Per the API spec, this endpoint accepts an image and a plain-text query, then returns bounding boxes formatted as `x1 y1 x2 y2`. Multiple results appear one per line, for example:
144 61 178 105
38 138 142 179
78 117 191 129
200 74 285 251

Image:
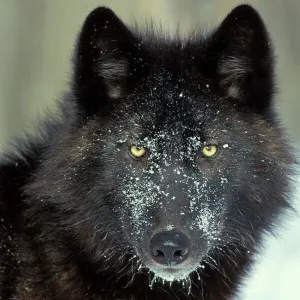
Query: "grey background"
0 0 299 148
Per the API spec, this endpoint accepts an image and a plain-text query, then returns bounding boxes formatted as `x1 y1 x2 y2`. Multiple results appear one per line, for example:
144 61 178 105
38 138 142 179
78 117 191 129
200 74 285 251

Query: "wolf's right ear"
202 5 275 114
72 7 146 114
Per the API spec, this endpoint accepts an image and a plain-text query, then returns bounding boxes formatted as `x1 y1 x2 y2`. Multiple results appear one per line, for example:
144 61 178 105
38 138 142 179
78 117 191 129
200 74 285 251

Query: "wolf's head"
27 5 293 288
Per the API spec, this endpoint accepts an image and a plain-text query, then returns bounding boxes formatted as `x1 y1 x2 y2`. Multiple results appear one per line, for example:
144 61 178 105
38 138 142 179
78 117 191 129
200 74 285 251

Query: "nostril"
153 249 165 258
179 246 189 257
173 249 182 258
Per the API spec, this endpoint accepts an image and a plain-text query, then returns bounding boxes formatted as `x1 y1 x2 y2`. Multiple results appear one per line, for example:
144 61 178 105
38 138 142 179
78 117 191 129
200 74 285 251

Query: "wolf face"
25 4 293 295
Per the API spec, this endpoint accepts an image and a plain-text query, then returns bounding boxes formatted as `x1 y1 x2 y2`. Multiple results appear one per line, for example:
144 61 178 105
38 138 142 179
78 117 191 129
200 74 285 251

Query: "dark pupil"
206 146 212 151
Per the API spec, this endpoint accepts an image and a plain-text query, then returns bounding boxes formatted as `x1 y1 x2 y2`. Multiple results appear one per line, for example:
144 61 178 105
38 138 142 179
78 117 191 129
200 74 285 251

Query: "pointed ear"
72 7 146 114
209 5 275 113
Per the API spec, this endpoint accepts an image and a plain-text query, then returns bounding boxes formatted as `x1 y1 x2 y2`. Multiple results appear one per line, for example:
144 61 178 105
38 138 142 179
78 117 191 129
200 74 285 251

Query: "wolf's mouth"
150 267 194 282
144 259 204 283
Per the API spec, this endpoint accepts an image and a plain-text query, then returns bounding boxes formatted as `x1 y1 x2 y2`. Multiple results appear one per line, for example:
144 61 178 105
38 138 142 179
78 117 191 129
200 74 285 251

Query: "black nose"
150 231 190 266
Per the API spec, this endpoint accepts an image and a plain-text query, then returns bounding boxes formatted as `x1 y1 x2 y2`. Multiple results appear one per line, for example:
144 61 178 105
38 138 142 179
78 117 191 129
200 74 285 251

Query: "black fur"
0 5 295 300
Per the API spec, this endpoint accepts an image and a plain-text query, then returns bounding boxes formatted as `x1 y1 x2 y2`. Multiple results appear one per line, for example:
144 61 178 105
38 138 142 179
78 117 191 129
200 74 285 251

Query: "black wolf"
0 4 295 300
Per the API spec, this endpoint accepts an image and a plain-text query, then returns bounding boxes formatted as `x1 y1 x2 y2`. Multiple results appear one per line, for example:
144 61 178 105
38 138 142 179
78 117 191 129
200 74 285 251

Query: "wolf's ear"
72 7 145 114
207 5 274 113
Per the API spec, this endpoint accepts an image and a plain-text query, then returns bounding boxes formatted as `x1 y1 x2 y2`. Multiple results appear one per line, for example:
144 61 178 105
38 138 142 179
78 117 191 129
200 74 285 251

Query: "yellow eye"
129 145 146 159
201 145 218 158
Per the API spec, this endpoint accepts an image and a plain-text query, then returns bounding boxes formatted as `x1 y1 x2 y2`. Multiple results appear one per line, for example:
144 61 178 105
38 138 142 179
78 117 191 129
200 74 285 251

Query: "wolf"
0 4 296 300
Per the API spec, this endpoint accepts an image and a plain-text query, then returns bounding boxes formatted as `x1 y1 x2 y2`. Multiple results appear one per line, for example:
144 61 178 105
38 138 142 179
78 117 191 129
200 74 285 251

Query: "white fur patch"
233 167 300 300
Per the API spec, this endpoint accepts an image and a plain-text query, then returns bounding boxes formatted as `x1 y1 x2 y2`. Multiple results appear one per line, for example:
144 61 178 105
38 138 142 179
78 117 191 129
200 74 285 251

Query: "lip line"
162 267 182 273
153 266 186 273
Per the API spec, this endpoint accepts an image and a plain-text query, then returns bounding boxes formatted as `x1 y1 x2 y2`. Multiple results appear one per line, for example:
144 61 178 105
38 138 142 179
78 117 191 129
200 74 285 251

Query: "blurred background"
0 0 299 147
0 1 299 299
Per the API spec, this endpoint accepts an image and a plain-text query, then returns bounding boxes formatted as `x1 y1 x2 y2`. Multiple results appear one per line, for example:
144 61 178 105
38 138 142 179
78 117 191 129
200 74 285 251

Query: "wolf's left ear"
207 5 274 113
72 7 146 114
